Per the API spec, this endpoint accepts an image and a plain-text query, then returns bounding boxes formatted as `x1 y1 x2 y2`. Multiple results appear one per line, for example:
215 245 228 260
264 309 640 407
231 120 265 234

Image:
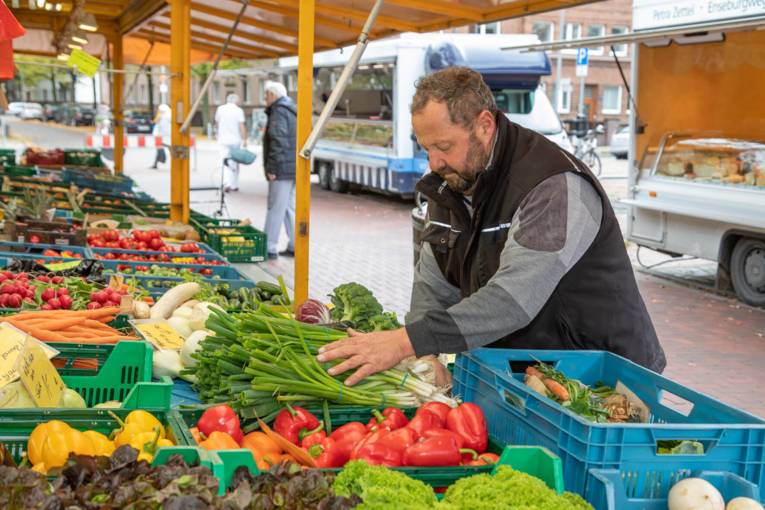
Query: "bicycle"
571 125 604 176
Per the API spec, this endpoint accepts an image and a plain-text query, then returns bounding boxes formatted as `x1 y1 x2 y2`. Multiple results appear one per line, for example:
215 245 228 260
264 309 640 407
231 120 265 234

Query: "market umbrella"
0 0 26 80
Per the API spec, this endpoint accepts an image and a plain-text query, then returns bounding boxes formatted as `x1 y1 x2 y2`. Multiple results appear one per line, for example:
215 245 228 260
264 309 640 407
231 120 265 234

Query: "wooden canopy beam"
190 2 337 48
280 0 417 32
118 0 168 35
159 12 297 53
382 0 484 21
148 20 280 58
134 30 263 60
242 0 362 35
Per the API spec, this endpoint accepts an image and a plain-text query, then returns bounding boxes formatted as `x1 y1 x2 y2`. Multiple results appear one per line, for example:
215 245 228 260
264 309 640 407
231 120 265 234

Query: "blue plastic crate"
91 241 220 258
113 272 256 293
93 248 227 267
0 240 93 258
452 349 765 497
586 469 762 510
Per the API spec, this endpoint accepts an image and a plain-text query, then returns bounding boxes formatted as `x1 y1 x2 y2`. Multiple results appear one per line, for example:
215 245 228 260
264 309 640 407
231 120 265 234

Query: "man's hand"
317 328 415 386
267 173 276 181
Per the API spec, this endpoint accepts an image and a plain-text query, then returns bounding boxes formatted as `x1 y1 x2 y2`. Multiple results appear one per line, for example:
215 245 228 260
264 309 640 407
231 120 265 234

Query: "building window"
602 85 622 114
532 21 554 43
558 78 572 114
587 24 605 55
610 26 628 57
562 23 581 54
212 82 221 104
475 22 501 34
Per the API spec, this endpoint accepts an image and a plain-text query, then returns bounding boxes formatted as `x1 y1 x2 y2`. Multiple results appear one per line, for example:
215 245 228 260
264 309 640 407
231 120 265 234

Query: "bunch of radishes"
0 272 36 309
87 288 127 309
39 286 74 310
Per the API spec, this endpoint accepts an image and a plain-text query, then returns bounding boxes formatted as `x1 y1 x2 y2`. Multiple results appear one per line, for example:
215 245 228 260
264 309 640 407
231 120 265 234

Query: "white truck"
278 33 571 198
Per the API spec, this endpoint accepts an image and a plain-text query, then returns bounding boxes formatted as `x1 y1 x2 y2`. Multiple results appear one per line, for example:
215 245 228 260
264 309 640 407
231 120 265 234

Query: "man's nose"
429 155 446 173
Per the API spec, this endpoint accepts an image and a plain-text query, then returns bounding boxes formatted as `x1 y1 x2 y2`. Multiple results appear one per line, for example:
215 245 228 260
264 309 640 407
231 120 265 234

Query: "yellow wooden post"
170 0 191 223
112 36 124 174
294 0 314 304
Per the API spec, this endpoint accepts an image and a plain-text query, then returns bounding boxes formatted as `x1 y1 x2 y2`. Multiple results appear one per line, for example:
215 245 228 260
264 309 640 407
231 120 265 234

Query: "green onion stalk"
182 305 457 419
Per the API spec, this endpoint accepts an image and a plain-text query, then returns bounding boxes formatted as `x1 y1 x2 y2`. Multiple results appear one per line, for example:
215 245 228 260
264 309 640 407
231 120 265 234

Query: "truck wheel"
329 167 348 193
731 237 765 307
318 163 331 190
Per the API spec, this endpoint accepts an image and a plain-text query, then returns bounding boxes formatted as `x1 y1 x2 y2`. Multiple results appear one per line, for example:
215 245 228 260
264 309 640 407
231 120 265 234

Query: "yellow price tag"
17 339 65 407
135 322 184 350
67 49 102 78
0 323 57 389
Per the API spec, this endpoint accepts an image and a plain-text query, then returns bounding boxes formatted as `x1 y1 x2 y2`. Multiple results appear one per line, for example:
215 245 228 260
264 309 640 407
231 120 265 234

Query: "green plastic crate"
0 149 16 167
64 149 104 168
1 165 36 177
51 340 171 410
0 408 187 465
194 222 267 263
174 406 564 494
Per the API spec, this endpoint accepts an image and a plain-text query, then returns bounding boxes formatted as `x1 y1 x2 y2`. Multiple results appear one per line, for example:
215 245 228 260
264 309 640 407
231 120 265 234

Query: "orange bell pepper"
199 431 239 451
189 427 203 445
241 431 281 458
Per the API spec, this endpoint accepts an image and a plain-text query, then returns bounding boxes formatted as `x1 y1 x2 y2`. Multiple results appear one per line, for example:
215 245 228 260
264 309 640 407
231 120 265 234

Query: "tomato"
29 235 41 244
149 238 164 251
118 238 132 250
136 241 148 250
104 230 120 243
42 249 59 257
148 230 161 239
200 268 213 276
158 254 170 262
91 240 105 248
104 253 116 260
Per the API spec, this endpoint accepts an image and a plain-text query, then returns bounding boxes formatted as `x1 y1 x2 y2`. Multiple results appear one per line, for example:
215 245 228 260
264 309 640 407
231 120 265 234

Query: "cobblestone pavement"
5 123 763 417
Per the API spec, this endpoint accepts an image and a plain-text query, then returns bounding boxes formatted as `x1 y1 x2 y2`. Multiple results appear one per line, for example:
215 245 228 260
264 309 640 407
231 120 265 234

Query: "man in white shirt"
215 93 247 192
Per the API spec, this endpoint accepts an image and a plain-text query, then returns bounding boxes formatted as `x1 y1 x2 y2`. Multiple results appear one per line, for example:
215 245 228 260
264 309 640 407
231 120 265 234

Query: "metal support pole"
299 0 384 159
578 76 585 118
294 0 315 305
113 36 125 175
170 0 191 223
179 0 249 134
553 10 565 111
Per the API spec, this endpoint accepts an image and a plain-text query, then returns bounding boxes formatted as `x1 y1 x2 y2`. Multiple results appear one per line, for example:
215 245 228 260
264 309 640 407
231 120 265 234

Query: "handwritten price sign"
17 339 65 407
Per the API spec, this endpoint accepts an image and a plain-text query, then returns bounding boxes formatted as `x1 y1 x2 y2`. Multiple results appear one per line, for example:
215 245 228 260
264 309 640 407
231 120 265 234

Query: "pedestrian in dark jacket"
263 81 297 260
316 67 666 386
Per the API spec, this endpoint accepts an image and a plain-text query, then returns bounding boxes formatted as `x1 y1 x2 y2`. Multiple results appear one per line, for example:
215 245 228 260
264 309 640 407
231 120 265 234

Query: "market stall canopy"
9 0 606 63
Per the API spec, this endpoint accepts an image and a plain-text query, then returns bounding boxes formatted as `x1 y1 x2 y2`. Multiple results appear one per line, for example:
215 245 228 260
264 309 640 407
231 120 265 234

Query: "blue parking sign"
576 48 589 66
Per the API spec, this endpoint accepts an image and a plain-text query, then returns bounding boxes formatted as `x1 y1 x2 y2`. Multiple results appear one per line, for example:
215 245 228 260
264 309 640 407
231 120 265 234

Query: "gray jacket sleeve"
405 172 603 356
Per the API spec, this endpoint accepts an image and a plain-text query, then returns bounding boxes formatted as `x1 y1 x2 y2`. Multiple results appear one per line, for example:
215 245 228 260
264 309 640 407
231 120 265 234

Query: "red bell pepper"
300 428 327 449
330 422 367 465
403 435 475 467
355 442 402 467
407 408 441 437
306 436 341 468
366 408 409 431
197 404 243 444
273 405 320 445
421 428 464 448
418 402 452 426
446 403 488 453
376 426 418 454
466 452 501 466
350 428 389 461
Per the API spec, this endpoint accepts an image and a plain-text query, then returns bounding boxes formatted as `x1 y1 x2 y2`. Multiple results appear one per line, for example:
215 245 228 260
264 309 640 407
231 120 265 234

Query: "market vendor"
317 67 666 385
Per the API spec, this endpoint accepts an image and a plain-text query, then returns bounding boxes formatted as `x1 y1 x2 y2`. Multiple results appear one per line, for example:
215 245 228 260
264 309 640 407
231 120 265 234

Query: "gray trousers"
264 179 296 254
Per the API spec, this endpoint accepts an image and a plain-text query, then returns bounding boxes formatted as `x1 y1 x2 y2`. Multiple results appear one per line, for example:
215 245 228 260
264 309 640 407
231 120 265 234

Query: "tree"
191 59 249 128
15 56 72 101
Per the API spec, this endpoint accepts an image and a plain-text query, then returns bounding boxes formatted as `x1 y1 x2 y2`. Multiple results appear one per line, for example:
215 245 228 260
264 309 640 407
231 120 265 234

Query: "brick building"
455 0 632 142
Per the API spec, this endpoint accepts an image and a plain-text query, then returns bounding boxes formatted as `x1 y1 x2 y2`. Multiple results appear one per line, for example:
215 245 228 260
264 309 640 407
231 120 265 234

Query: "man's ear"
475 110 495 142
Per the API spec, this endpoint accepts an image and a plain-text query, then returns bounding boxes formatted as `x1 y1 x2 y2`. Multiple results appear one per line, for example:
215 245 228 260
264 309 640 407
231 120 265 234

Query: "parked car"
44 104 60 121
6 102 26 116
19 103 44 121
125 110 153 134
610 125 630 159
56 104 95 126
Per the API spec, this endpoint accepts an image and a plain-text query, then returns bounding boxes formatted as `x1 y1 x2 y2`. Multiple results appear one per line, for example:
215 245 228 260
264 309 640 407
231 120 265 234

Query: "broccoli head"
368 312 401 332
329 282 383 330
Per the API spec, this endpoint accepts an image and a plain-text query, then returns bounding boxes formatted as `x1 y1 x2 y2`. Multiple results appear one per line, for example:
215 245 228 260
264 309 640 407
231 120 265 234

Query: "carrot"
542 379 570 401
32 317 86 331
526 366 545 379
96 316 116 323
82 320 119 332
22 327 69 343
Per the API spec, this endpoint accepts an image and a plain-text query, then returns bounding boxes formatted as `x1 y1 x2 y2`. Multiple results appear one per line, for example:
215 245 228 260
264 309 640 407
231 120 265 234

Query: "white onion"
668 478 725 510
727 497 764 510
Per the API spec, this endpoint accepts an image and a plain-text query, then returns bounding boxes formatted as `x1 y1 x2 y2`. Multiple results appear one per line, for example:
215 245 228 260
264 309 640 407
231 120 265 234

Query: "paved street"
5 118 765 417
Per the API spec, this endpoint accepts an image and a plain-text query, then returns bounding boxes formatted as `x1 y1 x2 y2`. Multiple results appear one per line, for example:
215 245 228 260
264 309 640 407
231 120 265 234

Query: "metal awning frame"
502 15 765 52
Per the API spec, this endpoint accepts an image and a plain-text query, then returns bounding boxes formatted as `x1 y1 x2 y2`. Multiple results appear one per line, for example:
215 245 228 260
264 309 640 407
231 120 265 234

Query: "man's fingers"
327 355 365 376
347 328 361 337
317 338 346 355
345 364 375 387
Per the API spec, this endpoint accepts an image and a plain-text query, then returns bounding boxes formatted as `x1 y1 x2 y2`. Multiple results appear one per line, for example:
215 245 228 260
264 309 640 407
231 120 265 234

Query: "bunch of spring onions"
183 305 457 423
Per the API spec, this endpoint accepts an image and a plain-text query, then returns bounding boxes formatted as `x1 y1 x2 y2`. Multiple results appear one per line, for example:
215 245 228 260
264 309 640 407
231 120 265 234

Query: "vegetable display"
88 229 203 253
184 306 456 420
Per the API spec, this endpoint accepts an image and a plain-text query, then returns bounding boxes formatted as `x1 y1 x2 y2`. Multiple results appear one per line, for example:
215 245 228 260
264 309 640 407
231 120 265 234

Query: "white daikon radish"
727 498 764 510
172 306 194 320
668 478 725 510
167 316 192 339
150 282 201 319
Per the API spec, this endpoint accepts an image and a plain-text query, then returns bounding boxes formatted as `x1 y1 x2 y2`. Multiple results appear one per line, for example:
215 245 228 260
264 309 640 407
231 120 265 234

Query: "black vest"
417 115 666 372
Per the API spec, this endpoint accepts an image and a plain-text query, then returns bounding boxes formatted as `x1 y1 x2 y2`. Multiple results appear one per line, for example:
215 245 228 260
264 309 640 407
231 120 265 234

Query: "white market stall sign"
633 0 765 30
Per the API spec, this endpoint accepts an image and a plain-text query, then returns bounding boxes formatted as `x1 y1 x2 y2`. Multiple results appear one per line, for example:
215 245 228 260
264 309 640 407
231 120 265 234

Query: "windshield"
496 86 563 135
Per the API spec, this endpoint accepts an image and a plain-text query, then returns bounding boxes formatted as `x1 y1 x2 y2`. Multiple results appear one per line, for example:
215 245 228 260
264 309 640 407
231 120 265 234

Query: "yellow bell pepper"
83 431 115 457
41 429 94 469
113 422 148 447
129 427 173 463
28 420 71 466
114 410 166 438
